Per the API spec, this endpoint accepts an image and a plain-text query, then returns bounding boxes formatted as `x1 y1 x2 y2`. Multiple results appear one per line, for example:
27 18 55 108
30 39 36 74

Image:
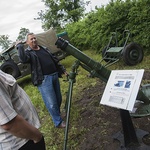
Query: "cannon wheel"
122 42 143 66
0 60 20 78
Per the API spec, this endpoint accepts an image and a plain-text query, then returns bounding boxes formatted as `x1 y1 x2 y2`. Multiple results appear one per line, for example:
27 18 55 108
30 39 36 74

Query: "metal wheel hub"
129 49 139 60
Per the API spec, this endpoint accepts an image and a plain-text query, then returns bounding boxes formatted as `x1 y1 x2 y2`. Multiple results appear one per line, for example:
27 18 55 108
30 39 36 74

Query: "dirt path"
74 70 150 150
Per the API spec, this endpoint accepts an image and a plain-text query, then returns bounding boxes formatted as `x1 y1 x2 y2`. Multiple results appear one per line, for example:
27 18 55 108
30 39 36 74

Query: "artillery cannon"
55 37 150 150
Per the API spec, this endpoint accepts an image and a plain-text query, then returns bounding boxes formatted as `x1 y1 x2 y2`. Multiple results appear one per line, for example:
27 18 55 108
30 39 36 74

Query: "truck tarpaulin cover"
35 28 61 53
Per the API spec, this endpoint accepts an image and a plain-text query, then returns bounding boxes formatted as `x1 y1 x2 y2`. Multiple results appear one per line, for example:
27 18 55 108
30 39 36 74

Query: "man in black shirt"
16 33 67 128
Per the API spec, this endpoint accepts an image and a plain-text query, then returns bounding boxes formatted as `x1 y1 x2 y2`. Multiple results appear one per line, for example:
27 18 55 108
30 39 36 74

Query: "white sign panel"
100 69 144 111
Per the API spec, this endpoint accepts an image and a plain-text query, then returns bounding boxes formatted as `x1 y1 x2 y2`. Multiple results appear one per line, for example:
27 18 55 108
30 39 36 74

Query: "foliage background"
63 0 150 52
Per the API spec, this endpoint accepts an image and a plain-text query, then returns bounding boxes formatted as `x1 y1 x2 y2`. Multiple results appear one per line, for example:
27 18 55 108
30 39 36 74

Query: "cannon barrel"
55 37 149 104
56 37 111 82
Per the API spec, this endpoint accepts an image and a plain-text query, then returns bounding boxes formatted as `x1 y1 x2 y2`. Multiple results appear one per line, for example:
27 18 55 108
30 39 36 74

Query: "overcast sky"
0 0 110 42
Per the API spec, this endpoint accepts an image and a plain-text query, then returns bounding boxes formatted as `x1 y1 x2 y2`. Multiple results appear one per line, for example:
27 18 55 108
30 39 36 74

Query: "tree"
37 0 90 30
16 27 30 41
0 35 12 50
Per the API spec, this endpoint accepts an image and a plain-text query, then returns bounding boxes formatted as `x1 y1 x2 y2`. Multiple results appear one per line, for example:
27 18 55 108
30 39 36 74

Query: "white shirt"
0 70 41 150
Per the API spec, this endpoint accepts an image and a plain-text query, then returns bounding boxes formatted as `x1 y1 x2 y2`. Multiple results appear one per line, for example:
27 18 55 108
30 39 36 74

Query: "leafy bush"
65 0 150 53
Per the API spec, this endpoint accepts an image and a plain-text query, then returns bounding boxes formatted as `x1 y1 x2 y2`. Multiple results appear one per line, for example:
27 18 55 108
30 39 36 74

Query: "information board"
100 69 144 111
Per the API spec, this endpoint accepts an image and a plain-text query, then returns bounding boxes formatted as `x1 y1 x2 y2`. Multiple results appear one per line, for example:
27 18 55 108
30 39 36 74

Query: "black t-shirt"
35 47 57 75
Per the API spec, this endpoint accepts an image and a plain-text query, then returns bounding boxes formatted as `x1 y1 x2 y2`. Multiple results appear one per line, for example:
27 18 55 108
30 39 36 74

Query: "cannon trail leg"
63 79 74 150
63 62 78 150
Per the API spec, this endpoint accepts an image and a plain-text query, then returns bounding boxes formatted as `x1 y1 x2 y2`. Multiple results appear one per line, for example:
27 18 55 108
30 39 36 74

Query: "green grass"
18 50 150 150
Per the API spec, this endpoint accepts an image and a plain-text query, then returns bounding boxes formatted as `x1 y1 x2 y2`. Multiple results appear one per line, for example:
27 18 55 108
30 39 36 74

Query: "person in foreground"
0 70 46 150
16 33 68 128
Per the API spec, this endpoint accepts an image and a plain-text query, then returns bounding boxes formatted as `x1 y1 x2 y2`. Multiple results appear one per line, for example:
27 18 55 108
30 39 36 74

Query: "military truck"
0 28 69 79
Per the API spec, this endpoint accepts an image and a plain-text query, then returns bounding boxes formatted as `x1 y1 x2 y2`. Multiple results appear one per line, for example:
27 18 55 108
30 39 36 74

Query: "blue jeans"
37 73 63 127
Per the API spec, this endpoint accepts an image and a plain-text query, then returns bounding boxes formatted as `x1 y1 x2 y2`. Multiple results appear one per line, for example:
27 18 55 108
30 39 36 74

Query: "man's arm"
16 43 30 63
1 115 43 143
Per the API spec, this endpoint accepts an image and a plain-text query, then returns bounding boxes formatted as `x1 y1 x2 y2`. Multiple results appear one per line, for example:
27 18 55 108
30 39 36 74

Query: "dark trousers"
19 136 46 150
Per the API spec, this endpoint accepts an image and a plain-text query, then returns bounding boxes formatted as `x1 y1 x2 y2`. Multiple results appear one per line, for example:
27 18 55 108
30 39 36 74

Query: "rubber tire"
122 42 144 66
0 60 21 78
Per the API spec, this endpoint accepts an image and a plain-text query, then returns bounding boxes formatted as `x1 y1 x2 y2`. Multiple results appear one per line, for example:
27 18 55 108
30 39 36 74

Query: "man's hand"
33 134 43 143
64 71 69 76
